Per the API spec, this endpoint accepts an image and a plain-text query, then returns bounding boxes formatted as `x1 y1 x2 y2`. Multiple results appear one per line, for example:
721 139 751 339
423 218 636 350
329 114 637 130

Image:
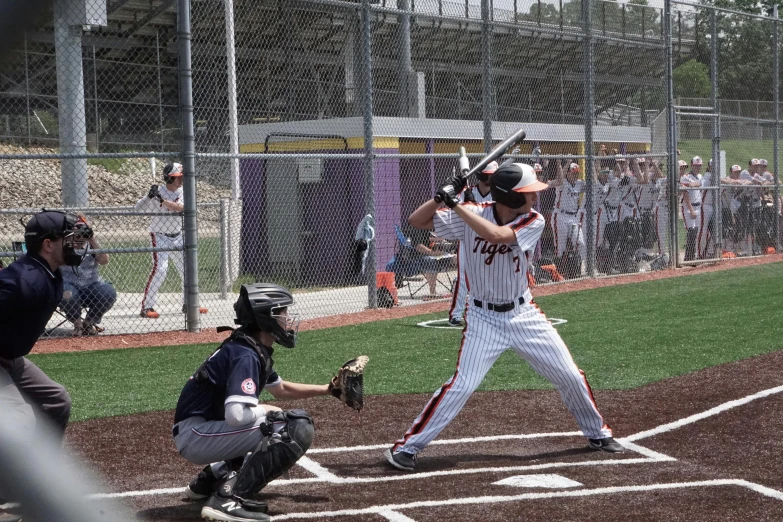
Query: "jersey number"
512 256 520 273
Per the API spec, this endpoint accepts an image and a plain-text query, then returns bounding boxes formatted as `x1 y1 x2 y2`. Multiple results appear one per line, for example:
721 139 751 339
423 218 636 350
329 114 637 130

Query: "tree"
673 59 712 98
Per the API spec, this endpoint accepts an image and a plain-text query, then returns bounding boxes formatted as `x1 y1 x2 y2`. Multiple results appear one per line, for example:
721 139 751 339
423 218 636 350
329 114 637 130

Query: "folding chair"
388 225 456 300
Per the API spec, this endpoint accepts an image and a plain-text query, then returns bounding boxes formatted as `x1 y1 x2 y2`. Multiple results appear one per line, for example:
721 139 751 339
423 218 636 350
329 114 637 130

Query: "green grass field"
96 237 224 293
29 263 783 423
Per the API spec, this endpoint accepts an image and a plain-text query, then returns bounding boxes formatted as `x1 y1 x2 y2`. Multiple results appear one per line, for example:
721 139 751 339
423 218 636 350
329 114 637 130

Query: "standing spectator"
617 157 642 222
59 215 116 336
739 159 766 255
635 157 660 251
680 157 703 261
721 164 747 255
537 159 557 258
135 162 208 318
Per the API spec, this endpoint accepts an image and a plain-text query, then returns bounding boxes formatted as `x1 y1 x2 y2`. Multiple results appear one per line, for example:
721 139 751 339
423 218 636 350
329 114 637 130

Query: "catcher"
172 282 366 522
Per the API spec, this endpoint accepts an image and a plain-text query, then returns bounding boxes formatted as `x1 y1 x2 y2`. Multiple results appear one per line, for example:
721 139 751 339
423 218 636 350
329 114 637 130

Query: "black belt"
172 424 179 437
560 210 578 216
604 204 618 210
622 202 635 207
159 232 181 238
691 203 701 207
473 296 525 313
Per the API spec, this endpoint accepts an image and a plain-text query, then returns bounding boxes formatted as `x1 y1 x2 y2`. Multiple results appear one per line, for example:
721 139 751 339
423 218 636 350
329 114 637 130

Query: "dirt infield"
65 348 783 521
35 254 783 354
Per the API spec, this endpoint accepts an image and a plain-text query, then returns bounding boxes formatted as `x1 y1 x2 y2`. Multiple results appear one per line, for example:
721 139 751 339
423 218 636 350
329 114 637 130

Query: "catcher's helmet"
234 283 299 348
490 163 549 209
163 162 183 183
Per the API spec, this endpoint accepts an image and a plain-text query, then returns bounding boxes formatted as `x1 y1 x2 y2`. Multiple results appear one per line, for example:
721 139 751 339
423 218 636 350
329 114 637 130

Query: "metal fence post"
178 0 201 331
665 0 679 267
481 0 493 153
361 0 377 308
224 0 241 200
710 9 722 256
219 198 230 299
583 0 595 277
774 5 781 251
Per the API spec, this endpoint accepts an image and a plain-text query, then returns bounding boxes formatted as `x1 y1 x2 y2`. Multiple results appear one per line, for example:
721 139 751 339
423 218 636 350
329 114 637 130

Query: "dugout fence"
0 0 780 337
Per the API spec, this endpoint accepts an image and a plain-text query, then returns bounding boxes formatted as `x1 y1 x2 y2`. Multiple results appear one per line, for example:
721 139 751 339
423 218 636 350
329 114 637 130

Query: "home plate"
493 474 583 488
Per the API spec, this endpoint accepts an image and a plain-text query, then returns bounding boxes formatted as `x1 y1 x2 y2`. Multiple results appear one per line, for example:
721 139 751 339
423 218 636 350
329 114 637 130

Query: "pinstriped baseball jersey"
457 185 493 204
555 180 585 213
433 203 544 303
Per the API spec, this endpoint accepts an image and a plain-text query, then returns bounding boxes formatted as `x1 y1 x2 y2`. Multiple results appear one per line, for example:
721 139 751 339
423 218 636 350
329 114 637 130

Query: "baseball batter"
449 161 496 327
385 163 623 472
134 162 207 318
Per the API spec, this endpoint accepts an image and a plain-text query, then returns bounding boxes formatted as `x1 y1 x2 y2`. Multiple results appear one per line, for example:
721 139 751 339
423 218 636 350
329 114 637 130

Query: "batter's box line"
267 479 783 521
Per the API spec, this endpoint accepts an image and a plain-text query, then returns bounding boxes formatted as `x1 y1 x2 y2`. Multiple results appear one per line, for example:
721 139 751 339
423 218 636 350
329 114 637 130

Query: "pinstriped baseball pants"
393 294 612 455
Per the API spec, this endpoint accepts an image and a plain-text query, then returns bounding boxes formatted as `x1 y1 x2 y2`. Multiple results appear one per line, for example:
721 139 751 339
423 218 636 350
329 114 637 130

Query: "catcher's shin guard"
223 409 314 500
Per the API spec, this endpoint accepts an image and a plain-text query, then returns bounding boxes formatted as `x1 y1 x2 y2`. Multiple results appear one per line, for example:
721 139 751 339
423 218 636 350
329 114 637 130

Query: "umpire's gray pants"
173 415 267 466
0 357 71 441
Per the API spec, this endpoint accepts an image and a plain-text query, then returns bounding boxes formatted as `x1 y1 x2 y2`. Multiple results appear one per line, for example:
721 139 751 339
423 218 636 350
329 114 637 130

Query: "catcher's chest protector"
228 409 315 498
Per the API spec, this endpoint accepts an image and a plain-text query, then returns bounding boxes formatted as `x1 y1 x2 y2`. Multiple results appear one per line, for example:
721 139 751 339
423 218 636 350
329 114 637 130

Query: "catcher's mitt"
328 356 368 411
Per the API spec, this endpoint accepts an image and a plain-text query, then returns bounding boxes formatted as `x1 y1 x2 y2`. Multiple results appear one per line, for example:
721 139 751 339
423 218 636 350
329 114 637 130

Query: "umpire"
0 210 83 441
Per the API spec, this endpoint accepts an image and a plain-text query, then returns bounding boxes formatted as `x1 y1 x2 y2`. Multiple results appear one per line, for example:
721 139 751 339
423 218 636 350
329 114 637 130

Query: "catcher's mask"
234 283 300 348
490 163 549 209
163 162 183 184
23 210 84 267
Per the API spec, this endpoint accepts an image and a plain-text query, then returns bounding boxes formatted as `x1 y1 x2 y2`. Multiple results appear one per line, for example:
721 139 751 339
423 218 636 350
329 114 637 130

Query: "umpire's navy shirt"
174 338 280 424
0 253 63 361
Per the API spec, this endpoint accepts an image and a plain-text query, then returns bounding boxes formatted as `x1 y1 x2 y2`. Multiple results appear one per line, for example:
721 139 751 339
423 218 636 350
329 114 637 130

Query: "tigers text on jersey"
135 185 184 234
433 203 544 303
555 180 585 213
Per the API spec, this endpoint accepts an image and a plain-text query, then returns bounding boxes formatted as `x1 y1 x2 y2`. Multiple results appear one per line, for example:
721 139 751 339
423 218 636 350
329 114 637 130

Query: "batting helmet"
477 160 499 183
163 162 183 184
234 283 299 348
490 163 549 209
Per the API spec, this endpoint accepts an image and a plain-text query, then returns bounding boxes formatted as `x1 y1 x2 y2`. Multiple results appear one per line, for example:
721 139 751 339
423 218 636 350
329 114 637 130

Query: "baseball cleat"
140 308 160 319
447 318 464 327
384 448 417 471
186 465 220 500
587 437 625 453
182 305 209 314
201 493 269 522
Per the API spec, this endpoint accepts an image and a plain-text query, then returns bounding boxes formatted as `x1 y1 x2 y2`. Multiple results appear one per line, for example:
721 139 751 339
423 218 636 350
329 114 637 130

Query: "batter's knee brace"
227 409 314 500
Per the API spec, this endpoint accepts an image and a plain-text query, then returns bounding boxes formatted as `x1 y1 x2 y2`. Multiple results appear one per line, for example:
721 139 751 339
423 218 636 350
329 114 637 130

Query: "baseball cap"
731 164 741 172
678 160 688 168
533 163 543 173
637 157 646 163
691 156 703 165
163 162 184 177
481 160 499 175
616 156 627 163
759 158 768 166
750 158 760 166
568 162 580 173
24 211 77 245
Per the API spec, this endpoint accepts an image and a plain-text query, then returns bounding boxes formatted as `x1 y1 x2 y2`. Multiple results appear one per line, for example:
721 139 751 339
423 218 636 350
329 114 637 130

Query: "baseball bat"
463 128 526 179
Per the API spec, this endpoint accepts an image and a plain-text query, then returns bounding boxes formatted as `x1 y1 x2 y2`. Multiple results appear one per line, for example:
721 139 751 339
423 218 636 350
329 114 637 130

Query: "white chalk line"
378 510 418 522
87 384 783 503
625 384 783 442
295 457 346 484
268 479 783 520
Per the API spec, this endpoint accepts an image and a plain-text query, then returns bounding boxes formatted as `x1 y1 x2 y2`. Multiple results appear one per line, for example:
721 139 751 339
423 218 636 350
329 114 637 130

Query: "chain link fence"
0 0 780 338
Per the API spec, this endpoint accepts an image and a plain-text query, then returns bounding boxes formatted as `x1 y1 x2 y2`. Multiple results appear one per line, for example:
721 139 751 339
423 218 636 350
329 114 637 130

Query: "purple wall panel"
373 149 401 272
239 159 266 273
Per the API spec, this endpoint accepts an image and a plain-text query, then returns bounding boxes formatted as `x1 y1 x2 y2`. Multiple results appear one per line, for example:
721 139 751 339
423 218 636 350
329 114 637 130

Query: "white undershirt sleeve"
224 402 266 427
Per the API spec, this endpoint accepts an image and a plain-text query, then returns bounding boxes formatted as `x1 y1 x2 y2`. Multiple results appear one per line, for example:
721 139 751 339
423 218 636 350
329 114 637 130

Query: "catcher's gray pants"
0 357 71 441
173 415 286 466
393 290 612 456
